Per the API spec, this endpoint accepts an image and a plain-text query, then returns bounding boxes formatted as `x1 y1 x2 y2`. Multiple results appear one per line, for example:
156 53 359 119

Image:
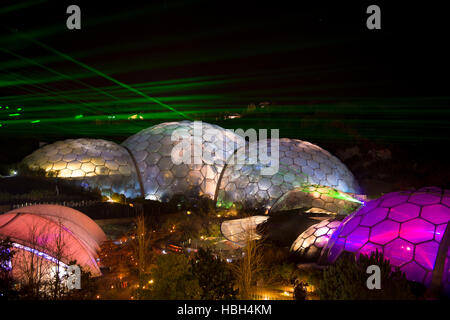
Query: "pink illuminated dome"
321 187 450 293
0 204 106 277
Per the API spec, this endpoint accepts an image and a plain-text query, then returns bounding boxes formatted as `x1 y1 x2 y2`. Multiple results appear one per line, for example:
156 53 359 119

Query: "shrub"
151 254 202 300
319 250 418 300
191 248 237 300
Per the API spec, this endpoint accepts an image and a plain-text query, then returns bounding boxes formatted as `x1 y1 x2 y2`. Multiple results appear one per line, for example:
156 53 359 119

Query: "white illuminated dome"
22 138 141 198
217 138 360 209
122 121 244 201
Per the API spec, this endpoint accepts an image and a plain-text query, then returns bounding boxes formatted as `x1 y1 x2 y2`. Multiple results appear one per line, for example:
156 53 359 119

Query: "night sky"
0 1 449 178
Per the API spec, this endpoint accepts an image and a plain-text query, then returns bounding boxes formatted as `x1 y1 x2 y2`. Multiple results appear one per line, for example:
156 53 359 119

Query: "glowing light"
128 114 144 120
12 243 67 269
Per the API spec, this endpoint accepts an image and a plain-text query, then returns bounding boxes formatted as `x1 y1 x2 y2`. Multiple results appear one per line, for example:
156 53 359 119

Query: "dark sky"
0 0 449 163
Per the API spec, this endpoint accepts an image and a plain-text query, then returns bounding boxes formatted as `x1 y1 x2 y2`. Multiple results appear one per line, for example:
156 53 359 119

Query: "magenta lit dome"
321 187 450 292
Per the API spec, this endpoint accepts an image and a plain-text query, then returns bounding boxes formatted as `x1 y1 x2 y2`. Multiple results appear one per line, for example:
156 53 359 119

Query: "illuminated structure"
216 138 360 210
290 218 341 261
122 121 244 201
220 216 269 246
317 187 450 291
270 185 363 215
22 138 141 198
21 122 361 214
0 204 106 277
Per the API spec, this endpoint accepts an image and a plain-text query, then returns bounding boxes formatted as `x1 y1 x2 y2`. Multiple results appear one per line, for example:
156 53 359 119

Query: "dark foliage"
319 250 420 300
191 248 237 300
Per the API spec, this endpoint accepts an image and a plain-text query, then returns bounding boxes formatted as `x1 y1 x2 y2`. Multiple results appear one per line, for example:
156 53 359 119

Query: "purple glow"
400 219 435 243
12 242 67 268
389 203 420 222
370 220 399 245
361 207 388 226
421 204 450 225
324 187 450 287
414 241 439 270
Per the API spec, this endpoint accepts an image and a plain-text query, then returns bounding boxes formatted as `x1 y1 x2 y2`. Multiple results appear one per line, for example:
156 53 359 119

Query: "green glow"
216 199 234 209
0 0 47 15
75 114 84 119
14 36 192 121
300 184 363 204
9 113 20 117
30 120 40 123
327 189 363 204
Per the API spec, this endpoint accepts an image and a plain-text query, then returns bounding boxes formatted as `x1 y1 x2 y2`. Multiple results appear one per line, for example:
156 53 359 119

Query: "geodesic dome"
122 121 244 201
321 187 450 291
0 204 106 277
290 218 341 261
216 138 360 210
270 185 363 215
22 138 141 198
220 216 269 246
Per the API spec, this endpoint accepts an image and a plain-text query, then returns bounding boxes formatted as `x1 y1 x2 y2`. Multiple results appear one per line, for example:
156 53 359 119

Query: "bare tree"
229 221 265 300
48 219 69 300
13 224 52 299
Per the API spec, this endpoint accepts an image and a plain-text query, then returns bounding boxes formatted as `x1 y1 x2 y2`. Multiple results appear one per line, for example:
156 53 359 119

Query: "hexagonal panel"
409 192 441 205
384 238 414 266
370 220 400 245
421 204 450 225
344 227 370 252
360 207 388 227
414 241 439 270
389 203 420 222
400 219 435 243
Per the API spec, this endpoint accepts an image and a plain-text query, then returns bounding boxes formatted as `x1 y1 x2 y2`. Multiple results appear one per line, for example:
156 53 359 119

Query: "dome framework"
0 204 106 277
320 187 450 292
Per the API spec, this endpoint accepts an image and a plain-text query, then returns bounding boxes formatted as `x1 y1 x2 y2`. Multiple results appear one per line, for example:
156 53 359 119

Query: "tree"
0 238 17 299
130 210 170 299
191 248 237 300
229 227 264 300
319 250 417 300
49 220 67 300
13 224 53 299
151 253 202 300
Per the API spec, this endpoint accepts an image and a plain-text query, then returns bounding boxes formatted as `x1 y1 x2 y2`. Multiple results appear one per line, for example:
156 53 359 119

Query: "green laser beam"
11 32 192 120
